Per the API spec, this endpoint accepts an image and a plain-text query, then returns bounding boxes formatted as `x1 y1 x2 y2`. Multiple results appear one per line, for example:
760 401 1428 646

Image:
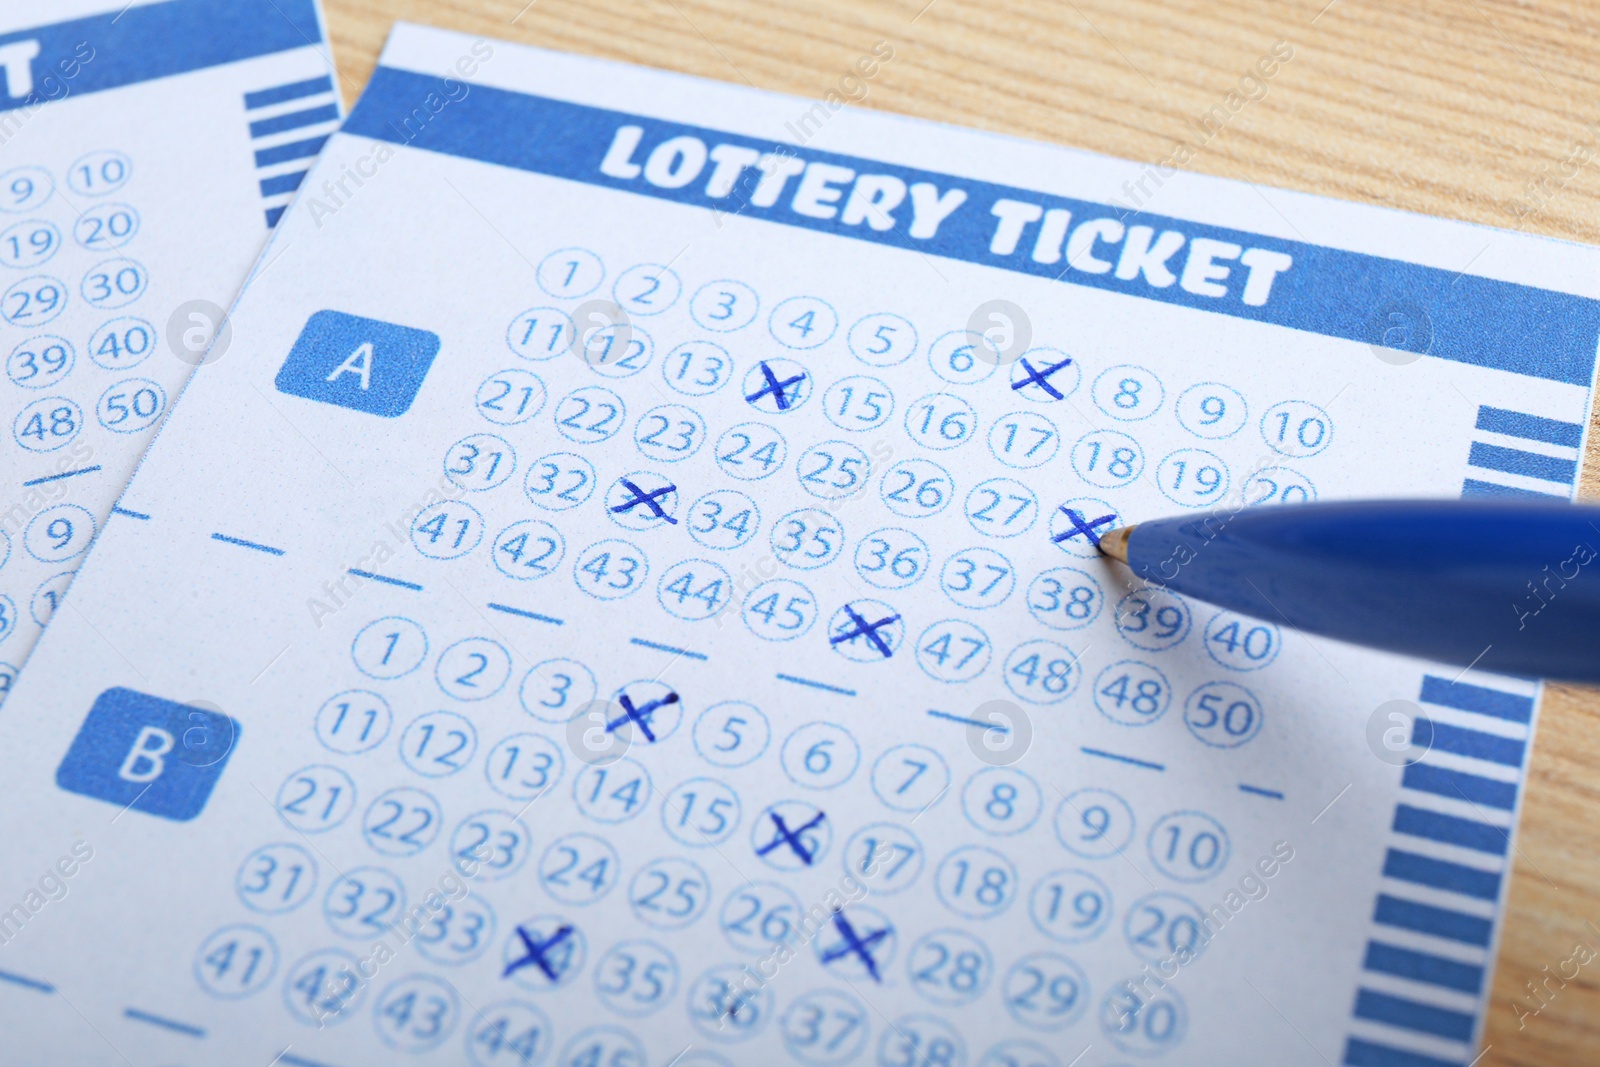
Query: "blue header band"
342 66 1600 387
0 0 323 109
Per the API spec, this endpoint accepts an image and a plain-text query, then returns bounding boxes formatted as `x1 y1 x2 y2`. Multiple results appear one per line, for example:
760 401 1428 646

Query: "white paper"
0 23 1590 1067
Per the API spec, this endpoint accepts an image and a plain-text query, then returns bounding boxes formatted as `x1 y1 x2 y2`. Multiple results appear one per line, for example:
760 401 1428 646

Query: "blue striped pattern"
254 135 330 167
1410 718 1524 766
1474 405 1583 447
1460 478 1562 500
1391 805 1508 856
1353 990 1474 1042
245 75 334 110
1400 763 1517 810
1419 676 1533 723
1344 1036 1463 1067
242 75 340 227
1383 849 1500 900
1372 894 1491 947
1363 942 1483 994
1459 404 1579 498
1466 442 1576 483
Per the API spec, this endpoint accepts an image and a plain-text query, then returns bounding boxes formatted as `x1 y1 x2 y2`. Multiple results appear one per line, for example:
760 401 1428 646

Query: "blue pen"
1095 499 1600 682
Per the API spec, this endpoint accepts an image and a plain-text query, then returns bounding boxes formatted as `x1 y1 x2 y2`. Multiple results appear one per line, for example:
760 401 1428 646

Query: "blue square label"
55 688 240 822
274 310 440 417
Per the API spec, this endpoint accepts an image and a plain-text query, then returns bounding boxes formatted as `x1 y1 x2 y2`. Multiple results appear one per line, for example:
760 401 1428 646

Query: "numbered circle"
849 312 917 366
466 1000 554 1067
823 374 895 431
1027 567 1103 630
539 833 620 905
486 732 565 801
0 167 53 212
828 599 904 662
1093 660 1172 726
401 712 477 778
1004 952 1090 1032
664 339 735 396
629 857 709 930
68 150 131 196
815 904 897 981
1092 365 1164 421
1123 891 1207 965
445 434 517 492
537 247 603 297
575 758 653 823
13 395 80 451
73 203 139 251
1176 382 1247 438
965 478 1037 538
871 744 949 814
1071 430 1144 488
721 881 803 953
435 638 512 701
1055 788 1135 859
1113 589 1191 651
1048 498 1120 559
743 357 812 414
1100 981 1186 1055
194 925 276 999
1184 681 1264 747
690 964 771 1043
935 845 1018 919
363 788 443 857
633 404 705 462
236 844 318 915
779 988 865 1062
687 489 760 550
781 722 860 790
663 778 742 848
691 279 760 332
1262 400 1333 456
1156 447 1230 507
0 219 60 269
1030 869 1112 943
939 547 1014 609
769 295 837 349
613 263 681 315
24 504 94 562
520 659 597 723
752 801 831 871
927 329 996 386
605 473 678 531
905 392 977 450
94 378 164 434
658 558 733 621
374 974 459 1052
416 894 497 966
715 422 786 480
575 317 653 376
797 440 871 500
411 500 485 559
2 275 66 326
476 369 546 426
276 765 356 833
508 307 574 360
493 520 565 580
282 948 365 1027
962 767 1041 836
594 940 679 1017
315 689 392 754
1244 464 1317 506
906 927 992 1007
1204 611 1281 671
1008 348 1080 402
81 258 147 308
453 810 533 880
742 578 816 641
843 823 924 895
503 916 585 990
0 596 18 645
554 385 625 444
1003 639 1080 704
1148 811 1230 883
692 701 770 768
573 539 649 600
880 459 953 518
524 451 595 511
772 507 844 569
323 867 406 939
88 316 155 370
988 411 1060 469
7 334 73 389
915 618 992 683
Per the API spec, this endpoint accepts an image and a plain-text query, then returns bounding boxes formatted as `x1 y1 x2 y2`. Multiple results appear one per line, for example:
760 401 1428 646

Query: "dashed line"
123 1007 205 1037
1240 784 1286 800
279 1053 340 1067
348 568 421 591
0 968 54 993
23 465 101 487
776 673 856 697
111 505 150 520
487 602 564 625
927 709 1008 732
211 532 285 556
1081 746 1165 772
630 636 707 661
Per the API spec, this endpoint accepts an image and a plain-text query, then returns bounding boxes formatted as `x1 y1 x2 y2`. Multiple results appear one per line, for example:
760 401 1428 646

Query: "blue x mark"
1053 506 1117 547
1011 356 1074 399
819 908 891 982
830 603 900 658
755 810 826 865
611 478 677 524
744 361 806 410
503 923 574 983
605 690 679 743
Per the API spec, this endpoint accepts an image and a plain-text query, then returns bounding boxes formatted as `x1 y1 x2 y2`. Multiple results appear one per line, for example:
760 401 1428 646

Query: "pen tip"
1098 525 1134 563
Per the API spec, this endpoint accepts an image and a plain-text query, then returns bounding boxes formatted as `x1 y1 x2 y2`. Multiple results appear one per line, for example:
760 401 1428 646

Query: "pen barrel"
1122 499 1600 682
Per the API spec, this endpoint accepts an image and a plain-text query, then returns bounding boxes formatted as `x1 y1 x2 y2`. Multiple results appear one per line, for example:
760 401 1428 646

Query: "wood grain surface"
321 2 1600 1062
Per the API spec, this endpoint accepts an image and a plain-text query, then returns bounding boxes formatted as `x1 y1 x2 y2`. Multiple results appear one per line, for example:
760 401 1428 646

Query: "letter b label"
56 688 240 821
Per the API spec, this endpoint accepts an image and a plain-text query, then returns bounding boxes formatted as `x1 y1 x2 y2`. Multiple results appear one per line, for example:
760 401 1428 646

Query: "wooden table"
322 3 1600 1062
